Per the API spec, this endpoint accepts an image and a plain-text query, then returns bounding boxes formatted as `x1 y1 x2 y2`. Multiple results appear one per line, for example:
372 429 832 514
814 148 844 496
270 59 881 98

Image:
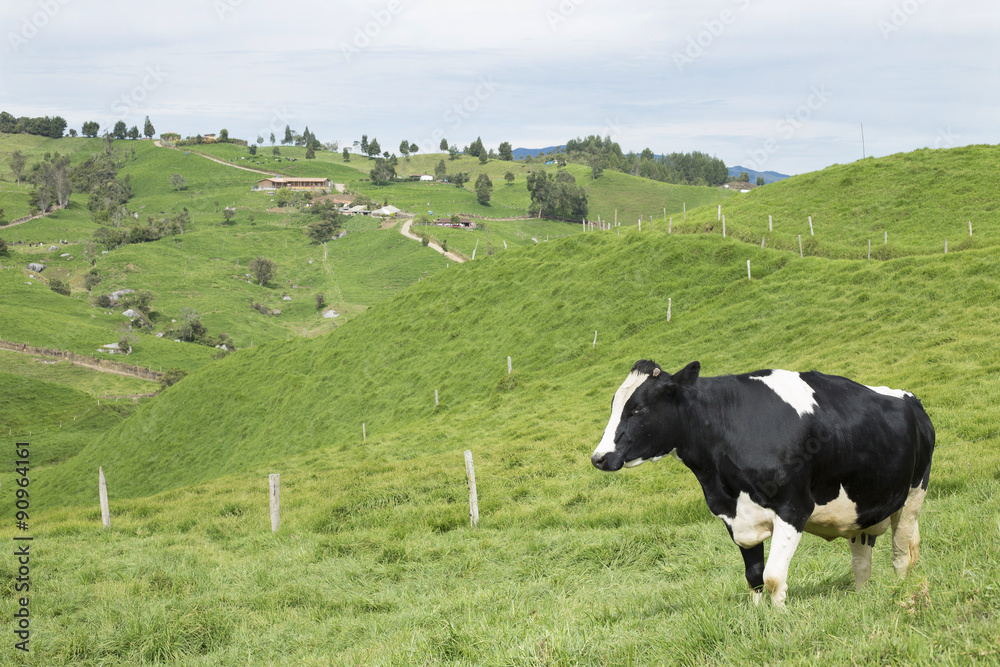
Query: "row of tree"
564 135 729 186
0 111 67 138
107 116 156 141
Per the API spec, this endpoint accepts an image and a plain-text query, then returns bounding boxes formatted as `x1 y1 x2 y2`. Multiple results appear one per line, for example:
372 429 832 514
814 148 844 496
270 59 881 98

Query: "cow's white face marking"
592 370 650 458
865 384 913 399
750 369 817 417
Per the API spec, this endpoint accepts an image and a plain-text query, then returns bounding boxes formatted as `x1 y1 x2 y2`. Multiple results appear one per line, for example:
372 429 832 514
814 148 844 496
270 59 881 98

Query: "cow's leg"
848 532 875 590
762 517 803 606
739 543 765 605
889 485 926 578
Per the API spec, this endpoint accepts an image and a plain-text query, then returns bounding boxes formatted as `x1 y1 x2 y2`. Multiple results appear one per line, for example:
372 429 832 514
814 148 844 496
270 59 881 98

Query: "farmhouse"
255 177 331 191
371 205 401 217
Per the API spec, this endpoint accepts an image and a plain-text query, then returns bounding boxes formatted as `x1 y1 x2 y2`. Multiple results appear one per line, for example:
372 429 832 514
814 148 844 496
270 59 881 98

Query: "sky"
2 0 998 175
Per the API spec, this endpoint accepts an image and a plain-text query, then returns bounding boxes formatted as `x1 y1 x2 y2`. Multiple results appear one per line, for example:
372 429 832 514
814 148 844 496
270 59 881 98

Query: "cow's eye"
630 406 643 416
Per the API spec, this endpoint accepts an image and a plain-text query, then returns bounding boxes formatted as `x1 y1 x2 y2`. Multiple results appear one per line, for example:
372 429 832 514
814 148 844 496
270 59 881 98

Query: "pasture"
1 140 999 664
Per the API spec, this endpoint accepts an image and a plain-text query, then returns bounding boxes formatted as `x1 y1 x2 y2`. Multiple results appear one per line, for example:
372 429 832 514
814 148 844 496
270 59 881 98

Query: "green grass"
2 140 1000 664
682 144 1000 258
0 371 139 468
0 349 158 397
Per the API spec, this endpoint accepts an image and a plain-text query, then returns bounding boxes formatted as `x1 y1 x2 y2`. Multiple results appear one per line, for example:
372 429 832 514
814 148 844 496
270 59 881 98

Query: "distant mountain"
728 165 790 185
512 145 566 159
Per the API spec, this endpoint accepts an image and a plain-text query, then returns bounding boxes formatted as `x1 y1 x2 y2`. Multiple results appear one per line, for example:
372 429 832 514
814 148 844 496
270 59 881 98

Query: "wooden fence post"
808 216 814 236
435 389 439 407
722 215 726 238
269 474 280 533
969 221 973 236
99 467 110 529
667 297 672 323
593 331 597 348
798 234 803 258
507 356 512 375
747 260 752 280
363 422 367 441
769 215 772 232
717 205 721 221
464 450 479 527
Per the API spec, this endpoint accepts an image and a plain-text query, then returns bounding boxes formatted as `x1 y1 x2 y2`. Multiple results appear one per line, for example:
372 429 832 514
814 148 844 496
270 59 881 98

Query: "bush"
84 269 101 291
95 294 112 308
0 237 8 255
315 293 325 309
159 368 188 390
248 256 276 286
48 278 70 296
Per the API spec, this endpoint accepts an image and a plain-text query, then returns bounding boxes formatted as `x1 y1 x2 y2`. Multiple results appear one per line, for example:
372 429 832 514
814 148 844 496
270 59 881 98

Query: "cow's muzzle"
591 451 624 472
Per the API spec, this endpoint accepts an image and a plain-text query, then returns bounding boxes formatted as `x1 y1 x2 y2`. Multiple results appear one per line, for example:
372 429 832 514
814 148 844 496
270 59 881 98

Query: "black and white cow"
591 360 934 605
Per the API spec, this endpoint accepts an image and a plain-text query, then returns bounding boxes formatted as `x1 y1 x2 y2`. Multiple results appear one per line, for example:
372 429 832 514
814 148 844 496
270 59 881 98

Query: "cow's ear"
673 361 700 386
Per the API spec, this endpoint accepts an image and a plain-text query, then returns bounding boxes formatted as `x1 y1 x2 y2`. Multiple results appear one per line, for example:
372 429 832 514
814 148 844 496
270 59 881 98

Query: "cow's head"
591 360 700 471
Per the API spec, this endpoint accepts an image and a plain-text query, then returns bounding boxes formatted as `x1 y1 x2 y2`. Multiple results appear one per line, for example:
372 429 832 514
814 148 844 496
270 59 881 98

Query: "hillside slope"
685 144 1000 258
29 228 1000 510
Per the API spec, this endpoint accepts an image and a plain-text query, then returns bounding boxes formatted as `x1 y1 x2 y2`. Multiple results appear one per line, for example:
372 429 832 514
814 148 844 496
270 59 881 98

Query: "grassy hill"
1 140 999 663
4 228 998 664
683 144 1000 258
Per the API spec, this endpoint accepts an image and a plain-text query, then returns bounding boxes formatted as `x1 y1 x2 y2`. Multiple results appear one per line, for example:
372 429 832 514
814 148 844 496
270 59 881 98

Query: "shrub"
48 278 70 296
159 368 188 390
95 294 112 308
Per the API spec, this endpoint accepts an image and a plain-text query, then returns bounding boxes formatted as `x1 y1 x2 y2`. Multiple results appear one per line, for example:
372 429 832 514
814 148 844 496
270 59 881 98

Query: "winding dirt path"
400 219 466 263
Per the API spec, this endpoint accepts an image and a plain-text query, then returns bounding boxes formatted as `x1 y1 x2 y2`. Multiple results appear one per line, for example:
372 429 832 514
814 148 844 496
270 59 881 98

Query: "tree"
269 132 276 145
256 135 264 145
249 144 257 156
360 134 369 155
169 173 187 190
440 138 449 151
409 142 418 155
218 128 229 142
0 237 8 255
434 160 447 180
498 141 513 161
368 138 381 157
82 121 100 137
69 128 78 137
399 139 410 158
525 170 588 221
8 150 27 184
737 171 750 183
756 176 765 186
113 120 127 140
342 147 350 162
222 207 235 224
272 146 280 156
451 172 469 188
448 145 459 160
128 125 140 140
305 146 315 159
248 256 276 286
305 216 342 244
369 158 396 185
468 136 485 158
504 171 515 185
143 115 155 139
47 278 70 296
475 173 493 205
283 125 293 145
315 293 326 309
479 151 488 165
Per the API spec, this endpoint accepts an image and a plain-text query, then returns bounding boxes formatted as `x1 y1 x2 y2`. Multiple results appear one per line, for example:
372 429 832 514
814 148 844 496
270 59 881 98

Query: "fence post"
717 205 721 221
99 467 110 529
969 221 973 236
798 234 803 258
363 422 366 441
808 216 814 236
722 215 726 238
769 215 772 232
747 260 752 280
593 330 597 348
435 389 439 407
667 297 672 323
464 450 479 528
269 474 280 533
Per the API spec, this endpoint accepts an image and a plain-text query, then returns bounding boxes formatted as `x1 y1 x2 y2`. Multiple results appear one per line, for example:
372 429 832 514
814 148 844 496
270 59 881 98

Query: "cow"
591 360 934 606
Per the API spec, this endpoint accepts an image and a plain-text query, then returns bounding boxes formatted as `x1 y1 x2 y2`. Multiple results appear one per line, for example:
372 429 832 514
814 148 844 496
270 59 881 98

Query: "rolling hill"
1 140 998 664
